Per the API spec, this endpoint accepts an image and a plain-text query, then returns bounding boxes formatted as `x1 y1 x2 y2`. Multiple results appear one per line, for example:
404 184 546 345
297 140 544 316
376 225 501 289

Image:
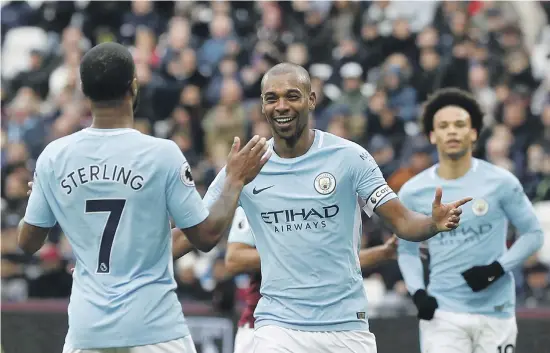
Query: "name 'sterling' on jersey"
60 164 145 194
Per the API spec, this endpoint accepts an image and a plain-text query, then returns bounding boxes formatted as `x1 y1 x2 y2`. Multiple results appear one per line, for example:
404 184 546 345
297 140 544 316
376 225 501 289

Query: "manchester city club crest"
314 172 336 195
472 198 489 216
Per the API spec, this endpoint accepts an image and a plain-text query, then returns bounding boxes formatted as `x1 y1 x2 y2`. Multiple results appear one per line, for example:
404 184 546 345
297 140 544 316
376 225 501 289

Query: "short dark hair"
422 88 484 135
261 62 311 93
80 42 135 102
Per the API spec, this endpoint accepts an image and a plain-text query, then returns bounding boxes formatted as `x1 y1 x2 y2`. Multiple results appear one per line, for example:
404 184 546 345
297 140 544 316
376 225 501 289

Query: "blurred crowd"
1 0 550 315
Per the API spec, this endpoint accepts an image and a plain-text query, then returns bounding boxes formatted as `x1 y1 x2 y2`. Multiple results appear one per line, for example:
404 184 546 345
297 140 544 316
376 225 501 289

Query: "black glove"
412 289 438 320
461 261 505 292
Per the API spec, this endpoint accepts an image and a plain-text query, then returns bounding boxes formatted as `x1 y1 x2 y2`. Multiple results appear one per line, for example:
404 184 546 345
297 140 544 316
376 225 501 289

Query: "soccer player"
225 207 399 353
202 63 472 353
397 88 544 353
17 42 269 353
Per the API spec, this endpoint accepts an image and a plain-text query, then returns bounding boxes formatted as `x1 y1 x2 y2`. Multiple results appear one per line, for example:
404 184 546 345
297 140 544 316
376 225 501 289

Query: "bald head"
261 63 311 93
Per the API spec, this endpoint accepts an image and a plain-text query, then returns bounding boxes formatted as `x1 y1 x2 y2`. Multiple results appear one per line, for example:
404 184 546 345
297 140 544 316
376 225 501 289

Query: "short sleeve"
348 145 397 216
227 207 255 247
24 153 56 228
164 141 209 229
203 167 228 210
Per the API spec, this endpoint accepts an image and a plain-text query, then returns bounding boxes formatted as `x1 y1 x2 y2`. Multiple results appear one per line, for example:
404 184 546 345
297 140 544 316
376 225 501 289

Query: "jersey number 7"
85 199 126 274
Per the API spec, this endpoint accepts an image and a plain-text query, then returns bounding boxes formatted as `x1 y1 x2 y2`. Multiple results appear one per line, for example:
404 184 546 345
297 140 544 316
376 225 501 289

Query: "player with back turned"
203 63 473 353
17 42 270 353
397 88 544 353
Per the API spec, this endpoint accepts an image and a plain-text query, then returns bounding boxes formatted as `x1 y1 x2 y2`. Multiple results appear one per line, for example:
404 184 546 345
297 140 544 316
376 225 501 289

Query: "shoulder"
146 135 180 153
317 131 374 166
38 132 83 167
475 159 521 188
318 131 363 152
145 137 191 169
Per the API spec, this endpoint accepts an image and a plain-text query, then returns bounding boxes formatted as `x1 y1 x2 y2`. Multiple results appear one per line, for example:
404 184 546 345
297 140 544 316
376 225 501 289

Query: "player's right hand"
226 135 271 185
383 235 398 259
27 181 33 196
431 187 472 232
412 289 438 321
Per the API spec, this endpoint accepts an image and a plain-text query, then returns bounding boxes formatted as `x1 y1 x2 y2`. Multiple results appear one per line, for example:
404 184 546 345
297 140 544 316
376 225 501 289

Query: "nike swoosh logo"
253 185 274 195
488 276 495 282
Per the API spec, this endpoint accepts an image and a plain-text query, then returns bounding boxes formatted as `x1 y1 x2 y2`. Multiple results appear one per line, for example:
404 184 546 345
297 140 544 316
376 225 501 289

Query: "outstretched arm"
168 136 270 252
375 187 471 242
349 147 470 243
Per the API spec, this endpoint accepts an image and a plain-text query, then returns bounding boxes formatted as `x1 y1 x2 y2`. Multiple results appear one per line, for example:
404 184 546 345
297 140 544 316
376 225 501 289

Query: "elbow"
193 228 223 252
17 221 51 255
17 233 36 255
17 225 31 254
189 231 218 253
17 237 30 254
195 240 216 253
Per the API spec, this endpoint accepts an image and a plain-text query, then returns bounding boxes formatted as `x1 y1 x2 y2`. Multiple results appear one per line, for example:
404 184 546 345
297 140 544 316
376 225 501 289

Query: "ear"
429 131 436 144
309 91 317 111
260 96 265 115
470 128 478 144
130 77 138 97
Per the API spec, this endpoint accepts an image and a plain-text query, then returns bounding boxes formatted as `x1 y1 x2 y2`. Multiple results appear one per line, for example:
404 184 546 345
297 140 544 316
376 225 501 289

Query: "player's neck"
274 129 315 159
437 154 473 180
90 107 134 129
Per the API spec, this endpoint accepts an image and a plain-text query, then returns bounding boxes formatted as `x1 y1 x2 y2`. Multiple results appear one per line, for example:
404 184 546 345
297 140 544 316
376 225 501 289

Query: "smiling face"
261 73 315 143
430 105 478 160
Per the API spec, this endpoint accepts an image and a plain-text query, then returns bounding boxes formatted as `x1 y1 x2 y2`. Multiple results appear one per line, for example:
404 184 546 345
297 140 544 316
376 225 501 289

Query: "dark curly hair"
80 42 135 102
421 88 484 136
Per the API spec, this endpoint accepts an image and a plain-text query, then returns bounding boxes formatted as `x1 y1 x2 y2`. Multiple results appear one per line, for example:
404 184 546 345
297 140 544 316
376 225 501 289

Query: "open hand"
226 135 271 186
431 187 472 232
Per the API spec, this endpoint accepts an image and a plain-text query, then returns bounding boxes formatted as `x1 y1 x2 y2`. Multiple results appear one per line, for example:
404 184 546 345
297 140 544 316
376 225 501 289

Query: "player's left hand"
27 181 33 196
461 261 505 292
431 187 472 232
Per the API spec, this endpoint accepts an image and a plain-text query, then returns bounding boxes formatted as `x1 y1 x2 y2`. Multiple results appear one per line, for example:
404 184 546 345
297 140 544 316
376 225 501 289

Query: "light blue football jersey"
204 130 397 331
397 158 543 318
24 128 209 349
